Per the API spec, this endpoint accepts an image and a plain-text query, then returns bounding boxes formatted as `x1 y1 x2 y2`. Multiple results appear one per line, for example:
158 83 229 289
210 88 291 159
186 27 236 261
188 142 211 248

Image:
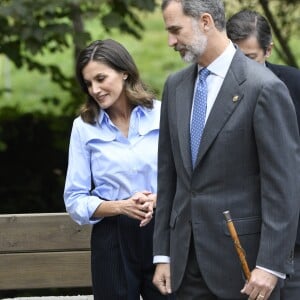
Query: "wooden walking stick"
223 210 251 281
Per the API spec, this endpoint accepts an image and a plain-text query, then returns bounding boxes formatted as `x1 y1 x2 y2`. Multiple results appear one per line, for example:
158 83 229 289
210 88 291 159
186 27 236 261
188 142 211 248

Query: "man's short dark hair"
226 10 272 54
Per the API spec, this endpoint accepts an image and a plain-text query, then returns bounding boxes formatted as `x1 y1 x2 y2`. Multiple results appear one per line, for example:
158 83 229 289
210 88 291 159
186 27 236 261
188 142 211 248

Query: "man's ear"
265 42 273 58
199 13 214 32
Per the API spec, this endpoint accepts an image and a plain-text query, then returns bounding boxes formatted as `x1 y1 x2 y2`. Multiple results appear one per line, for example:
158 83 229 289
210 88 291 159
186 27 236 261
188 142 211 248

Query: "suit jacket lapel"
176 64 198 175
195 51 247 167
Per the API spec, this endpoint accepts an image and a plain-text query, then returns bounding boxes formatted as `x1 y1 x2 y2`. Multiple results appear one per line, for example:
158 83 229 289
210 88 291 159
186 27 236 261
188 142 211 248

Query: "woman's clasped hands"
121 191 156 227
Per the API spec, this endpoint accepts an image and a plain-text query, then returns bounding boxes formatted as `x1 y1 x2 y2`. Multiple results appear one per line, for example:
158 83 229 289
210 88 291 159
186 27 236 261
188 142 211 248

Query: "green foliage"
0 0 158 114
0 0 156 61
0 6 185 116
224 0 300 67
1 0 299 117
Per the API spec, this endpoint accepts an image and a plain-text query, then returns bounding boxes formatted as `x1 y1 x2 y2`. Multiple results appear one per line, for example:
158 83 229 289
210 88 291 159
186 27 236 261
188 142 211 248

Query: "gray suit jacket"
153 49 300 299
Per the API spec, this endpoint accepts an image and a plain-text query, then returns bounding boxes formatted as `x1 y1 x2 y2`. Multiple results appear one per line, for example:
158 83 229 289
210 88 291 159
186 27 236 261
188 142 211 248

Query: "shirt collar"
199 41 236 79
136 101 160 135
95 102 160 140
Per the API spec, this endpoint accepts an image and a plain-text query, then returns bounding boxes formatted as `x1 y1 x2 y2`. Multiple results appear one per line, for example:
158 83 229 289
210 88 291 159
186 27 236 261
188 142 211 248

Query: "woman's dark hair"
76 39 155 124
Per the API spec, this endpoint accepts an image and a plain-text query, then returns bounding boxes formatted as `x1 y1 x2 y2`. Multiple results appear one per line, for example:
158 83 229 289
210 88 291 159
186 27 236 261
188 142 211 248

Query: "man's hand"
241 268 278 300
152 263 172 295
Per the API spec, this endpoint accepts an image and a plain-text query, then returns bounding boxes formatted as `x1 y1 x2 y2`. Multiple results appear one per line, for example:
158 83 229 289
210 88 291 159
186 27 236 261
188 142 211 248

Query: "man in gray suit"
226 10 300 300
152 1 300 299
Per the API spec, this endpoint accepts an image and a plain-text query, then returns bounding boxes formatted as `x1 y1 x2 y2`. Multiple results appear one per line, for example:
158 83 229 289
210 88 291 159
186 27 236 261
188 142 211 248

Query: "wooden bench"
0 213 92 291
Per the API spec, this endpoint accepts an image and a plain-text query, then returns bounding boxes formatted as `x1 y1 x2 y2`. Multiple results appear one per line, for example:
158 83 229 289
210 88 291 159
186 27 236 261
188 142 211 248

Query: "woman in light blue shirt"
64 39 172 300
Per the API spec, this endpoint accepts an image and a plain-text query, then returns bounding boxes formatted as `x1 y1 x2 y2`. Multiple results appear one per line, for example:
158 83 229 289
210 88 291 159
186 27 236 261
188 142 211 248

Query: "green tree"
0 0 156 112
1 0 298 111
225 0 300 68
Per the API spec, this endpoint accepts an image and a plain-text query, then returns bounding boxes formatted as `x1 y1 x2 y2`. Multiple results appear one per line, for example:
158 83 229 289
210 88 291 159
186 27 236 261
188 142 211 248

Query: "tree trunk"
259 0 299 68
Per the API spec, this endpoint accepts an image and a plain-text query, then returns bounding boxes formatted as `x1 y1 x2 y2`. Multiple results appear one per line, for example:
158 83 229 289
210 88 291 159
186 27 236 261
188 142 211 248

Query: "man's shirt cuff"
256 265 286 279
153 255 170 264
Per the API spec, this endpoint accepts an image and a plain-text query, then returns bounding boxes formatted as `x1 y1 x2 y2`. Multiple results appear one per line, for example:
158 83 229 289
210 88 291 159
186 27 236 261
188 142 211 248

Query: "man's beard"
177 24 208 63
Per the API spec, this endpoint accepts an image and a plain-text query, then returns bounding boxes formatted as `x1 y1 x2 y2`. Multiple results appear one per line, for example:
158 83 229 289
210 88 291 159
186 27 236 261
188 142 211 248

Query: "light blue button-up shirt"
64 100 160 225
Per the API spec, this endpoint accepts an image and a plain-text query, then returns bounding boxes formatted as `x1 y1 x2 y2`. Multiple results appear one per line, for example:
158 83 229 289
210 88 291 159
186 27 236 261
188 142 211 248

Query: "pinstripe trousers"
91 215 174 300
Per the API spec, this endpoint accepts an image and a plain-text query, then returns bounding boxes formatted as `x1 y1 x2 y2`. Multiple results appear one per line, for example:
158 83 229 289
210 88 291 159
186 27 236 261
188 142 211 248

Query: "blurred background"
0 0 299 297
